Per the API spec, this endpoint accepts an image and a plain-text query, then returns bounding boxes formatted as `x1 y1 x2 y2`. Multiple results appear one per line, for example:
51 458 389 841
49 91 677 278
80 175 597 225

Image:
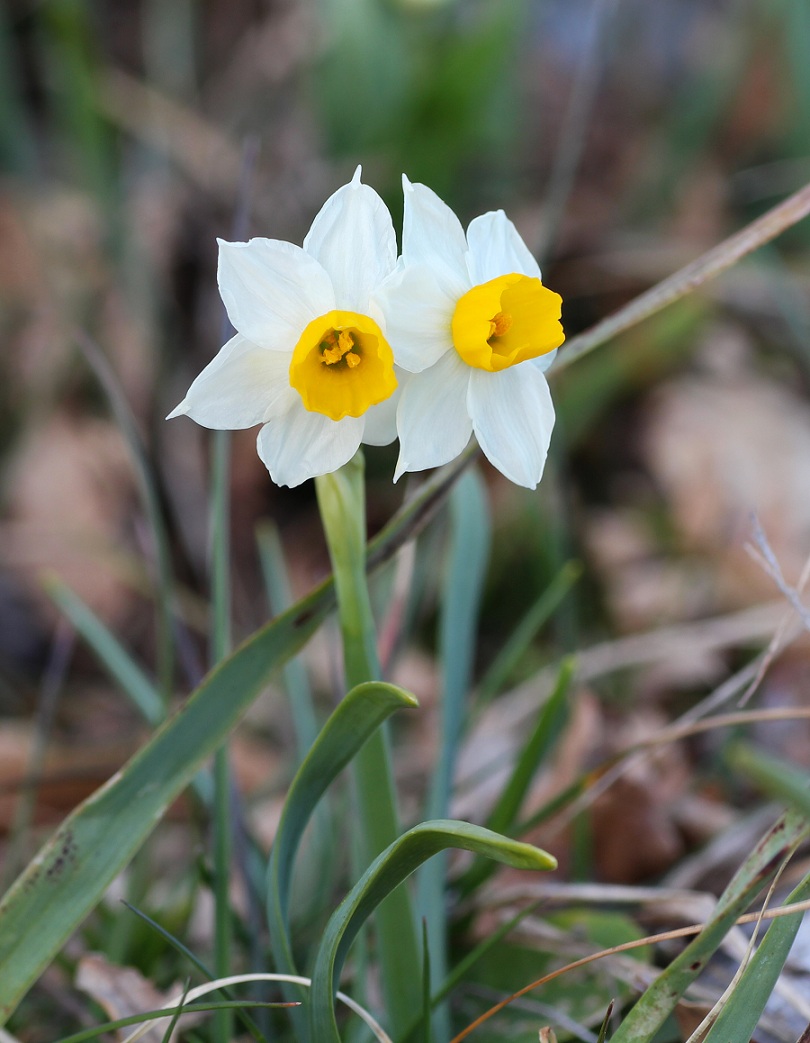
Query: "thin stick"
556 181 810 371
633 706 810 749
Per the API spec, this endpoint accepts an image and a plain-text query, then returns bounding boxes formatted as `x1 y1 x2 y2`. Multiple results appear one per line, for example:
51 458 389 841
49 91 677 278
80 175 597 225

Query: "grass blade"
476 564 581 703
256 522 319 758
52 1001 288 1043
701 870 810 1043
45 577 163 726
609 807 810 1042
728 742 810 819
456 657 575 900
399 900 546 1043
75 333 175 703
596 999 615 1043
159 979 190 1043
421 919 432 1043
488 657 575 836
432 470 491 817
121 902 266 1042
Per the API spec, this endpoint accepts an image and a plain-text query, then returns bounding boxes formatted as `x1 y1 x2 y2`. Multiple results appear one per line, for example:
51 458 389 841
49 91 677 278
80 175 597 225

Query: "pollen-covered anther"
488 312 513 340
321 342 343 365
321 329 358 366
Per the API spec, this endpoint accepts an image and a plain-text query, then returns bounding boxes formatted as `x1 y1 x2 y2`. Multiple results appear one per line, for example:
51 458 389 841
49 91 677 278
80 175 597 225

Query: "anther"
488 312 513 339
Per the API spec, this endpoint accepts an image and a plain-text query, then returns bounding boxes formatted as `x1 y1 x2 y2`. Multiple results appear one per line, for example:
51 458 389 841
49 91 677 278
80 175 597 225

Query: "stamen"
321 342 344 365
345 352 361 369
488 312 513 340
321 329 360 366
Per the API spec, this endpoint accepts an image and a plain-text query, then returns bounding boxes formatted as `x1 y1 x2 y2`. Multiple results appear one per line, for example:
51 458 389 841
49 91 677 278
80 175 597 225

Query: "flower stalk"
315 453 422 1032
211 428 233 1043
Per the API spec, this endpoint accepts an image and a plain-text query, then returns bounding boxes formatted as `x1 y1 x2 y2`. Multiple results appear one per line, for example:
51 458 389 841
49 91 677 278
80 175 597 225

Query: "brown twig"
556 181 810 371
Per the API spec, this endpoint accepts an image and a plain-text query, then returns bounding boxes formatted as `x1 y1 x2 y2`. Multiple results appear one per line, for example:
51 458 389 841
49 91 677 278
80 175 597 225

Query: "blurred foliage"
314 0 526 208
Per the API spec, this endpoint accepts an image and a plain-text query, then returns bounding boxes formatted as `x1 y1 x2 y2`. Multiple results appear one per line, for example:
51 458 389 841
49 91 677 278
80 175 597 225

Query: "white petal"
401 177 470 296
467 362 555 489
256 406 363 488
374 262 456 373
217 238 334 349
532 347 558 375
466 210 542 284
395 351 472 480
167 333 297 428
362 381 402 447
303 168 397 312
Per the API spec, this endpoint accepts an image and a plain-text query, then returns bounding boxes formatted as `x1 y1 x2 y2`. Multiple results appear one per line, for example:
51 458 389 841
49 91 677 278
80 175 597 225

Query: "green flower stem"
316 457 379 685
211 429 233 1043
315 454 421 1034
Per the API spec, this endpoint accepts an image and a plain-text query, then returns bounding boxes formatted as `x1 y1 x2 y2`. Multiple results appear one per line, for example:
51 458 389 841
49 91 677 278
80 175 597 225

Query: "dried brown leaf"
76 954 200 1042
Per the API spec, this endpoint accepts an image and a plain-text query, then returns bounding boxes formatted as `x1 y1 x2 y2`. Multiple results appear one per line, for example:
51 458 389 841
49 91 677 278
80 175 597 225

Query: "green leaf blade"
267 680 418 974
309 820 557 1042
728 742 810 820
45 577 163 726
701 871 810 1043
609 808 810 1043
0 581 334 1024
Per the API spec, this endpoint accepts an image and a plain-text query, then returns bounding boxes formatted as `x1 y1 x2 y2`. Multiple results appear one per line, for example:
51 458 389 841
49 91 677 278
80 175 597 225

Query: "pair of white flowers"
169 169 564 489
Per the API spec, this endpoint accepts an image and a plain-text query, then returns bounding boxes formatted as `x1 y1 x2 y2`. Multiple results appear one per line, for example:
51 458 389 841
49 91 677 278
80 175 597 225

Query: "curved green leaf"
309 820 557 1041
267 681 418 974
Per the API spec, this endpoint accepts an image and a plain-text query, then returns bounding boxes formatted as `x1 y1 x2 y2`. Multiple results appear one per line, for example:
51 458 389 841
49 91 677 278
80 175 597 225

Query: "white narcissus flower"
375 177 565 489
168 168 401 488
